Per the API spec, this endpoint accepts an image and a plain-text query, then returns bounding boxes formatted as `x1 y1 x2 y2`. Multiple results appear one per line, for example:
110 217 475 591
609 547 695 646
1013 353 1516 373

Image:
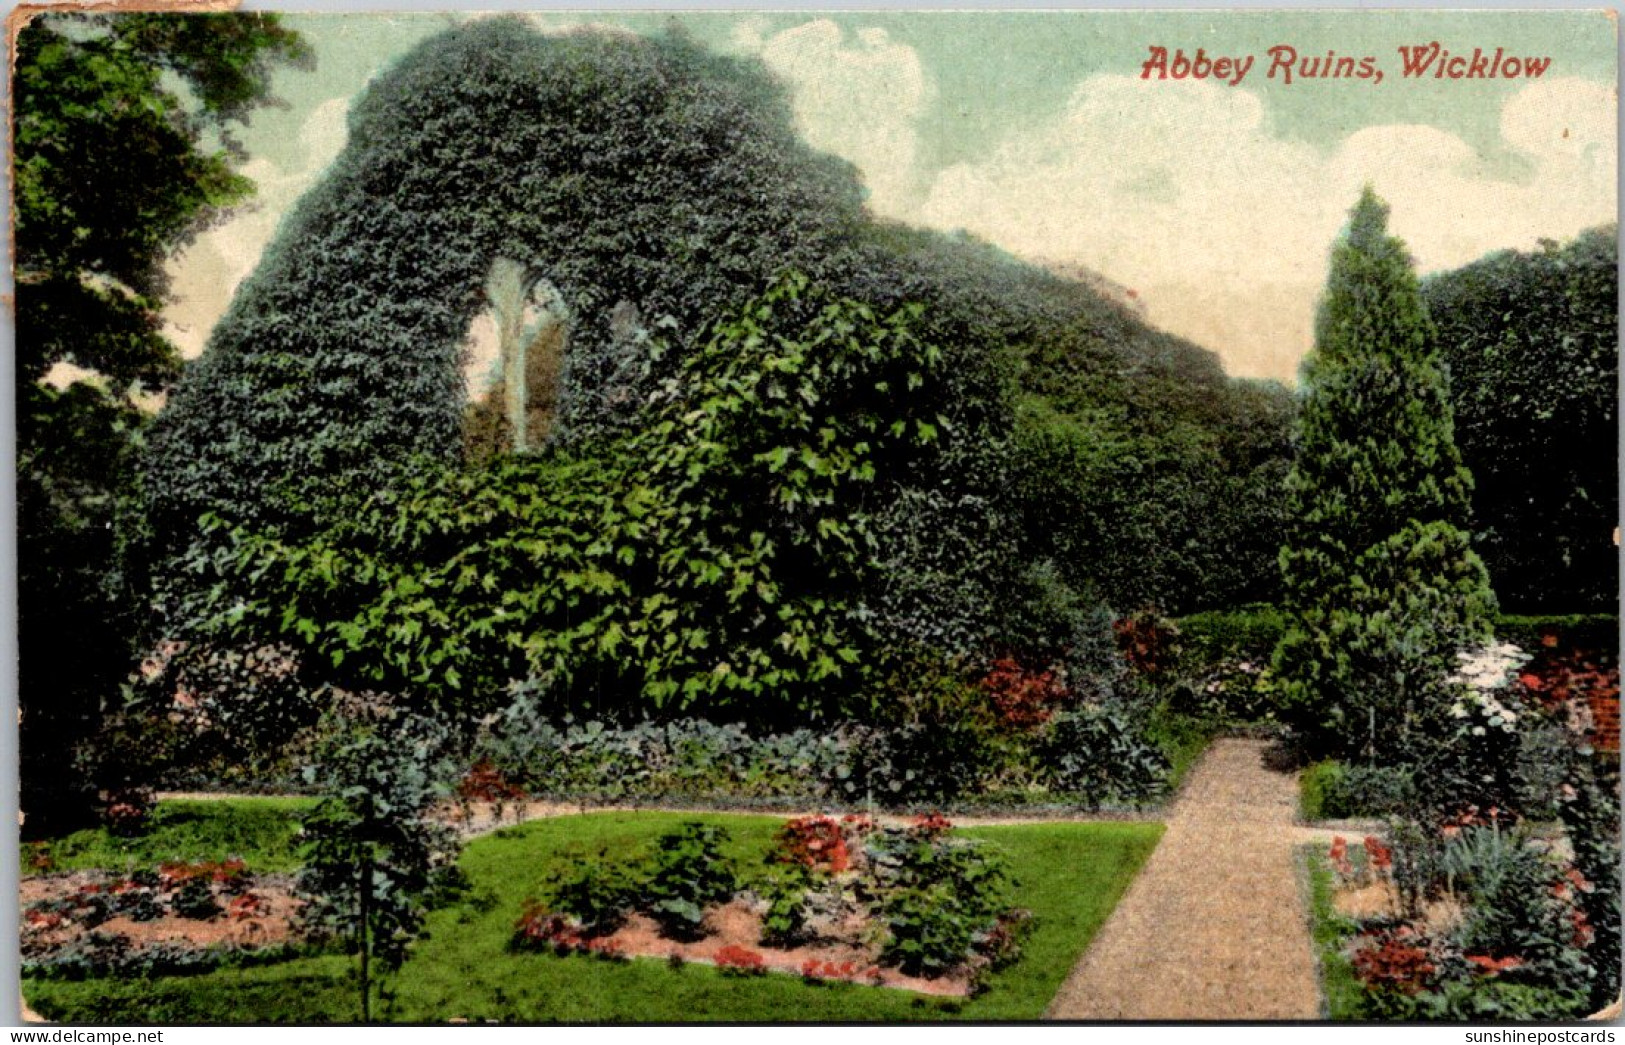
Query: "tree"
1273 188 1496 762
1423 228 1618 612
296 716 460 1022
12 11 308 835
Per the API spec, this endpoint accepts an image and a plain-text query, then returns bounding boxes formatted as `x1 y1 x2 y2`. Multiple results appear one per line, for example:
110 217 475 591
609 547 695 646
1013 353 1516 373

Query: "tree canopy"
12 11 309 835
1424 226 1618 612
15 11 308 394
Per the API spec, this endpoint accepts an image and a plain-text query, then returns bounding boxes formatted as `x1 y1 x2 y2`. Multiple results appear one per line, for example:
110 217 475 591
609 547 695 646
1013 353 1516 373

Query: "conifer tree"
1274 188 1496 762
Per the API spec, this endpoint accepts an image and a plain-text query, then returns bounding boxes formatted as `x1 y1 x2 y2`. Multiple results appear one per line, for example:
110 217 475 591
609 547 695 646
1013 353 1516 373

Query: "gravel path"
1045 737 1322 1021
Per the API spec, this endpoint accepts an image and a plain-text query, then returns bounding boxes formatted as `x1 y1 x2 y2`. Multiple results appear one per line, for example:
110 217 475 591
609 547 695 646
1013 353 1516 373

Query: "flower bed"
1308 821 1608 1020
22 864 302 978
509 814 1031 996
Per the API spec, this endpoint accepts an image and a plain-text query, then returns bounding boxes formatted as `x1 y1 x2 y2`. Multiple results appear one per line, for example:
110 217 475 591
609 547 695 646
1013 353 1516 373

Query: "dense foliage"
462 709 1171 813
1014 328 1295 613
144 18 1292 685
165 277 957 721
1274 189 1496 762
1423 227 1618 612
13 11 308 836
141 18 866 582
14 12 308 392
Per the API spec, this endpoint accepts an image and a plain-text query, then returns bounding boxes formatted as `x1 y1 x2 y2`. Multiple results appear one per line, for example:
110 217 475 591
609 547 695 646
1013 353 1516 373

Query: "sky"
160 10 1618 385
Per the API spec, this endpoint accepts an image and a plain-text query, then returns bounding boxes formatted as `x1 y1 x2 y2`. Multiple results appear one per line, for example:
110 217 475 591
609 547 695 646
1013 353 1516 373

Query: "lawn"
21 798 316 876
26 812 1163 1023
1301 846 1362 1020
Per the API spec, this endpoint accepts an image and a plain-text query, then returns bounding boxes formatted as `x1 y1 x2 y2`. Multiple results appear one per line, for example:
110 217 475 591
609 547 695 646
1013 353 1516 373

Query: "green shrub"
170 878 222 921
756 865 813 948
1441 825 1587 974
1347 764 1420 819
474 702 1183 813
1039 707 1168 806
1358 975 1587 1022
868 826 1016 978
881 884 982 977
1299 761 1416 820
854 657 1006 804
545 855 635 936
1300 761 1348 821
111 888 164 923
992 560 1126 698
637 823 738 940
1177 605 1286 667
1426 229 1617 614
1167 659 1278 724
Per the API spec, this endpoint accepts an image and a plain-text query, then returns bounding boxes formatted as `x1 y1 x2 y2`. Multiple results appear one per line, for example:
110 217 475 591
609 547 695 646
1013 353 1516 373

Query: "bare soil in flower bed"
22 870 303 955
582 898 974 996
1331 878 1467 937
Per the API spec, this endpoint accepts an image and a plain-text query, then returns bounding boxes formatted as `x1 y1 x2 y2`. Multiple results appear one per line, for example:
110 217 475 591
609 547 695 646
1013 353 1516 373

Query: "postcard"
11 5 1619 1026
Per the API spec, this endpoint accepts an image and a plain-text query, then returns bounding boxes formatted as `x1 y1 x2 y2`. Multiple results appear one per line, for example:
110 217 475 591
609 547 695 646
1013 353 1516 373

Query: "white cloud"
161 96 351 359
515 14 636 39
917 76 1616 382
736 19 932 216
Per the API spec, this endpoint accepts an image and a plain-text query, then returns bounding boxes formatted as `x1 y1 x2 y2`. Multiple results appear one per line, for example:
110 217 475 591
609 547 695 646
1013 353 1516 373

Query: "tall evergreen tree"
1273 188 1497 762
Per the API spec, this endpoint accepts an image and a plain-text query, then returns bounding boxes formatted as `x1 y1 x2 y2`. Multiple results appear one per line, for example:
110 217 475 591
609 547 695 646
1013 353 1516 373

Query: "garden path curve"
1045 737 1322 1021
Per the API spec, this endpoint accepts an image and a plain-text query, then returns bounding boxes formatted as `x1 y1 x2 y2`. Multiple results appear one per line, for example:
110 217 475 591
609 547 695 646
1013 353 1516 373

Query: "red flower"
456 760 526 804
1352 928 1435 994
1364 836 1392 871
1329 836 1353 876
1466 954 1523 977
911 812 953 838
227 892 270 921
513 904 588 953
774 816 850 872
1572 907 1595 949
980 658 1067 730
714 945 766 974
